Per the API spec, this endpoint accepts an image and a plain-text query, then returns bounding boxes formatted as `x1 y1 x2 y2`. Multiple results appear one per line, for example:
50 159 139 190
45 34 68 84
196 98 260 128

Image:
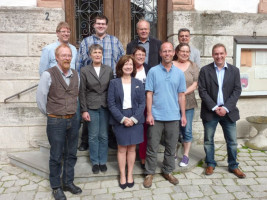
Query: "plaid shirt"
76 34 125 75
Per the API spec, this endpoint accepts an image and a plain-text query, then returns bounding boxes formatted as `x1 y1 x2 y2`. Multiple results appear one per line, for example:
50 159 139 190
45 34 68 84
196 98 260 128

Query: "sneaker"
92 164 99 174
179 155 189 167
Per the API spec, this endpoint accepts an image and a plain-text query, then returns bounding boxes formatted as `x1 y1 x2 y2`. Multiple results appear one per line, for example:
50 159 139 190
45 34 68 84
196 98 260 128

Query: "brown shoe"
143 175 153 188
162 173 179 185
229 168 246 178
205 166 214 175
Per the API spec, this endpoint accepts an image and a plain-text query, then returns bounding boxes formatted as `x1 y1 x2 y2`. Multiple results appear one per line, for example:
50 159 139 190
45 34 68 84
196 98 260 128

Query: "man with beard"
39 21 77 76
37 44 82 200
76 15 125 150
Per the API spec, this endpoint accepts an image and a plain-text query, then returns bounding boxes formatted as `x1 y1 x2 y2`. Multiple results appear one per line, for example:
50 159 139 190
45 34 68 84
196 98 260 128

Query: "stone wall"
0 7 64 148
168 10 267 142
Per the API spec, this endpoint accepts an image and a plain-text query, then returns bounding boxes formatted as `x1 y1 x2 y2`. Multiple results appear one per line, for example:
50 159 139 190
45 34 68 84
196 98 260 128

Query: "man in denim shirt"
39 22 77 76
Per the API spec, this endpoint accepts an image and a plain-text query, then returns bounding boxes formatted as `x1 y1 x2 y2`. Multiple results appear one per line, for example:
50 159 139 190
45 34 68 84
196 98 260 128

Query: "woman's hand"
123 117 134 127
82 112 91 121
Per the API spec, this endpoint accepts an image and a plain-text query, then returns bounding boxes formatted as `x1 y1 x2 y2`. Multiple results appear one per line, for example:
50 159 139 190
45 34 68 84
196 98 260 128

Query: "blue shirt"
212 62 229 112
138 38 149 64
76 34 125 75
145 63 186 121
39 41 77 76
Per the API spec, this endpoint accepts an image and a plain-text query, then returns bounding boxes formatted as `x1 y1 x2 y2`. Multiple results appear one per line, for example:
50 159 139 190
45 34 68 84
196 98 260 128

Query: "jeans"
46 114 79 189
145 120 179 174
180 108 194 142
88 107 109 165
203 115 239 170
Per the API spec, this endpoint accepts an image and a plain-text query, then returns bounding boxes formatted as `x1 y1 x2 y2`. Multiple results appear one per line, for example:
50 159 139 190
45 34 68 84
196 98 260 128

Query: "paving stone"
256 160 267 165
155 181 173 188
192 179 212 185
94 193 113 200
216 161 228 167
4 186 21 193
108 186 124 194
233 192 251 199
214 155 225 161
152 194 171 200
250 152 266 157
38 179 50 188
245 160 257 166
15 191 35 200
140 197 152 200
210 193 235 200
91 188 107 196
187 190 204 198
101 179 118 188
204 173 223 179
211 185 228 194
221 178 236 185
17 171 34 179
134 177 144 184
214 150 227 156
15 179 29 186
1 175 18 181
173 173 186 179
255 178 267 184
2 180 15 188
255 172 267 177
211 179 223 185
67 197 80 200
1 166 24 175
0 193 17 200
242 172 256 178
34 191 52 200
114 191 133 199
191 167 205 175
225 185 251 193
185 172 202 179
28 175 43 183
249 184 267 192
0 172 8 179
172 185 183 193
81 196 94 200
199 185 215 195
79 189 91 196
21 183 38 191
0 188 3 194
171 193 188 200
84 181 101 190
178 179 192 185
181 185 200 193
152 187 173 195
254 166 267 171
37 186 50 192
240 166 255 172
133 190 152 198
249 191 267 198
252 157 266 161
237 152 251 157
237 156 252 161
236 178 258 185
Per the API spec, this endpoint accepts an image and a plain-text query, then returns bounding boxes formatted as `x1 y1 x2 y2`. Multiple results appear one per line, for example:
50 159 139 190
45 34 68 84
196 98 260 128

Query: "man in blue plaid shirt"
76 15 125 151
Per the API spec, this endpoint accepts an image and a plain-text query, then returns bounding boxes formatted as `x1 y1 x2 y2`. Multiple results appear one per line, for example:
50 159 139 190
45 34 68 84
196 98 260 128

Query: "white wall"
195 0 259 13
0 0 36 7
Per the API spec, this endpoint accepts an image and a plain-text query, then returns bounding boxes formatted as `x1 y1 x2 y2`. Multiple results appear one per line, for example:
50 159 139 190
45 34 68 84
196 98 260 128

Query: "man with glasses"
127 19 161 68
39 22 77 76
76 15 125 151
178 28 201 68
37 44 82 200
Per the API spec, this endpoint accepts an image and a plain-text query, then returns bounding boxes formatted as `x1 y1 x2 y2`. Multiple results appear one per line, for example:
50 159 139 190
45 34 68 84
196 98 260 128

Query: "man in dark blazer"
198 43 246 178
126 19 161 67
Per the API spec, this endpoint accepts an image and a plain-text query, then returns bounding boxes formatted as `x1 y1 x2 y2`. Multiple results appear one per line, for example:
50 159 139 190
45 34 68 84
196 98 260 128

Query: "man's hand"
215 107 226 117
146 113 154 125
82 112 91 121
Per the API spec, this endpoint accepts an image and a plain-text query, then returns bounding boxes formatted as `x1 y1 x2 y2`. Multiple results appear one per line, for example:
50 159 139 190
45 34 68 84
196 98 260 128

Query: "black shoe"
52 187 66 200
140 163 145 170
63 183 82 194
119 182 127 190
99 164 107 172
127 181 134 188
92 164 99 174
78 142 88 151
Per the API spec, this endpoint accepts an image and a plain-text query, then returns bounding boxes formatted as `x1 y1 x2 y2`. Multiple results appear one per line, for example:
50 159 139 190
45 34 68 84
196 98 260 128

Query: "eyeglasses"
59 31 71 34
95 23 107 26
135 53 146 57
60 54 72 58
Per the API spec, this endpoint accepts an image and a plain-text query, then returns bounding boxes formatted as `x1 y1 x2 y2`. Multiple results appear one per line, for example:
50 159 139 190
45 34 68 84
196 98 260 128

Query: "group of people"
36 15 246 200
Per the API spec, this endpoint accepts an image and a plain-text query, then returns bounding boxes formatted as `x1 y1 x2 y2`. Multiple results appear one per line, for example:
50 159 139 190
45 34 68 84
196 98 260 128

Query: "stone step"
8 144 205 182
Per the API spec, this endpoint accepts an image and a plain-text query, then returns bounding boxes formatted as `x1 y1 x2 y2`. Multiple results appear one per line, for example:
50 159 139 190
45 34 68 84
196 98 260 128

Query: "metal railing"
4 84 38 103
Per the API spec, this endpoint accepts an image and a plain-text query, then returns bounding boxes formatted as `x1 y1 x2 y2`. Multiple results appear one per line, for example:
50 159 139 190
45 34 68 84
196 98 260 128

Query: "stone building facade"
0 0 267 149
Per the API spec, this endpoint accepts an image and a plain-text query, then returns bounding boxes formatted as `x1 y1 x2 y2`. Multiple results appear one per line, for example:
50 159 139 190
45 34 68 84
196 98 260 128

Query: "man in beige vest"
37 44 82 200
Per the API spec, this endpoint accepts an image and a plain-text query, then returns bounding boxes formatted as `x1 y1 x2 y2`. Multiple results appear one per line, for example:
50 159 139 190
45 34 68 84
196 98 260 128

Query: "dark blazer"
107 77 145 125
79 64 113 112
126 36 162 67
198 62 242 122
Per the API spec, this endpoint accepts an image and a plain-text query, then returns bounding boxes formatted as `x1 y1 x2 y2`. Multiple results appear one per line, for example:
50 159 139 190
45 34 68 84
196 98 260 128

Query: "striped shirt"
76 34 125 75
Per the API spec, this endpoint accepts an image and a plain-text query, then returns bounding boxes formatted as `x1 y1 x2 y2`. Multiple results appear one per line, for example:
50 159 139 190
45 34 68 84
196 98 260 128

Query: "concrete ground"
0 140 267 200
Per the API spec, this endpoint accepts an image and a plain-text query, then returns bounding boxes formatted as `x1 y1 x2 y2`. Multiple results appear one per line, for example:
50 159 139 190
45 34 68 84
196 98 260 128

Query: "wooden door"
65 0 166 49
